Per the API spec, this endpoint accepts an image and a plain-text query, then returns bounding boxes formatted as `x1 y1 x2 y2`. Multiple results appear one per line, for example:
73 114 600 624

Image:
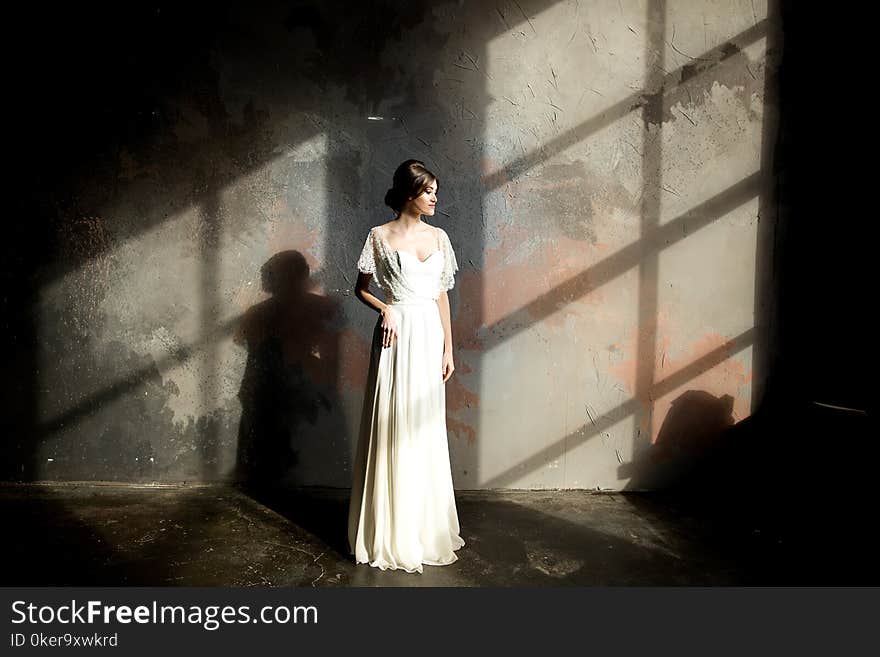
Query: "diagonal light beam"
480 20 767 192
478 172 761 350
480 327 755 488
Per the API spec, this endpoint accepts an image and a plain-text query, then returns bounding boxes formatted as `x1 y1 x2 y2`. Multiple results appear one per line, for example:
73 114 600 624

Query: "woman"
347 159 466 573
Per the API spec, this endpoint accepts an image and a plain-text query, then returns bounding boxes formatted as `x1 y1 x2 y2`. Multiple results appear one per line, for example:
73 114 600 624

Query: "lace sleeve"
438 227 459 293
357 228 376 275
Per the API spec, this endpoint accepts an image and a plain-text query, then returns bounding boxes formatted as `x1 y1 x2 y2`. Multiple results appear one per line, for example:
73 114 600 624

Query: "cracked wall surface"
8 0 780 489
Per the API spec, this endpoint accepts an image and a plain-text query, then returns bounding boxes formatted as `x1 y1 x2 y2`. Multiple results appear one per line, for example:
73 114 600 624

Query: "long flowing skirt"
347 300 465 573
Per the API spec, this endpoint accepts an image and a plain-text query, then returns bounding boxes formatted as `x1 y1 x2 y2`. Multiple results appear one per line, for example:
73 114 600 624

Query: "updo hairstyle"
384 159 439 212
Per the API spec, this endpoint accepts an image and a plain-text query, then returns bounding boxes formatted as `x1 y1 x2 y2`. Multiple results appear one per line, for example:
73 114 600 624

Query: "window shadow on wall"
475 7 776 490
4 0 790 509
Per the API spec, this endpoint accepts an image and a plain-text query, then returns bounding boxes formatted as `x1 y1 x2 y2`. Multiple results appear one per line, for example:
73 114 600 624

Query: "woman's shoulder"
434 225 452 242
368 222 396 237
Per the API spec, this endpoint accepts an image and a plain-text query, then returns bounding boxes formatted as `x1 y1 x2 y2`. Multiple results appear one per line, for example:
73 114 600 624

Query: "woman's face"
407 180 437 216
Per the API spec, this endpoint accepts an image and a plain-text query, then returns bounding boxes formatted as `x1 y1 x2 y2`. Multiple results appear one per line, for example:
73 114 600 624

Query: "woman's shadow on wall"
620 390 738 492
232 250 351 553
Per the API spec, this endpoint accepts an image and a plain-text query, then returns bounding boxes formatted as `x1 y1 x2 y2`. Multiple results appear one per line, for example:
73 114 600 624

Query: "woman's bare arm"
354 272 386 314
355 272 398 348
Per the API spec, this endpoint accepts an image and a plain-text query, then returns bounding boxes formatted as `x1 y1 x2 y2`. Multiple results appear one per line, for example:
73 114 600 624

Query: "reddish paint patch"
453 220 609 350
608 321 752 443
446 416 477 446
265 216 320 277
653 331 752 435
455 359 473 375
443 190 636 446
231 214 321 313
452 268 486 351
607 310 674 395
443 217 615 446
445 376 479 446
445 375 480 414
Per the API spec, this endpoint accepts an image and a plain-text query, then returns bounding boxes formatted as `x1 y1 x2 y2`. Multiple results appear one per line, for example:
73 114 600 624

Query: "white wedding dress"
347 224 465 573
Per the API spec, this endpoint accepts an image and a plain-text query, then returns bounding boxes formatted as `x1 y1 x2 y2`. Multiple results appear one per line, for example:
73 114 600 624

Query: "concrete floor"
3 482 844 586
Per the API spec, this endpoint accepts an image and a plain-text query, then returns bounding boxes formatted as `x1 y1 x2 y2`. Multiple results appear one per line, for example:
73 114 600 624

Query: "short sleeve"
357 228 376 275
438 227 459 293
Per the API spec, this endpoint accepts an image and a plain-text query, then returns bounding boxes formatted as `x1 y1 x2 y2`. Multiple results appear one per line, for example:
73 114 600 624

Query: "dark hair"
384 159 439 212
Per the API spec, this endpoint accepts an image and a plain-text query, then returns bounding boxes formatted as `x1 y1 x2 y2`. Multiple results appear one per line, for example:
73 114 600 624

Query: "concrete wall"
5 0 781 489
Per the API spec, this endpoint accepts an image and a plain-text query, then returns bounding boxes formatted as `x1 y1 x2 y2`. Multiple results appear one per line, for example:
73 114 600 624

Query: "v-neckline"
375 226 440 264
397 248 440 263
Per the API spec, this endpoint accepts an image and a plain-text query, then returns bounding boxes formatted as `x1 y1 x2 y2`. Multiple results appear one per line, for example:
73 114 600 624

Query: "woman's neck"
395 210 423 232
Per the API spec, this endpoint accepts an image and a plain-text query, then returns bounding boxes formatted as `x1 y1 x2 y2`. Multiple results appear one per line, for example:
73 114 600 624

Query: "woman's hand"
380 307 398 348
442 350 455 382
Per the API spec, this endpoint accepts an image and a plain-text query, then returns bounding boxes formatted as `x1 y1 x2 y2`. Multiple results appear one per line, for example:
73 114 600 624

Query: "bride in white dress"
347 159 465 573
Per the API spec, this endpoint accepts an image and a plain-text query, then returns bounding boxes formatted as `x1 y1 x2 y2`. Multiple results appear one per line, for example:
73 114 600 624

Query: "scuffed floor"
0 483 827 586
